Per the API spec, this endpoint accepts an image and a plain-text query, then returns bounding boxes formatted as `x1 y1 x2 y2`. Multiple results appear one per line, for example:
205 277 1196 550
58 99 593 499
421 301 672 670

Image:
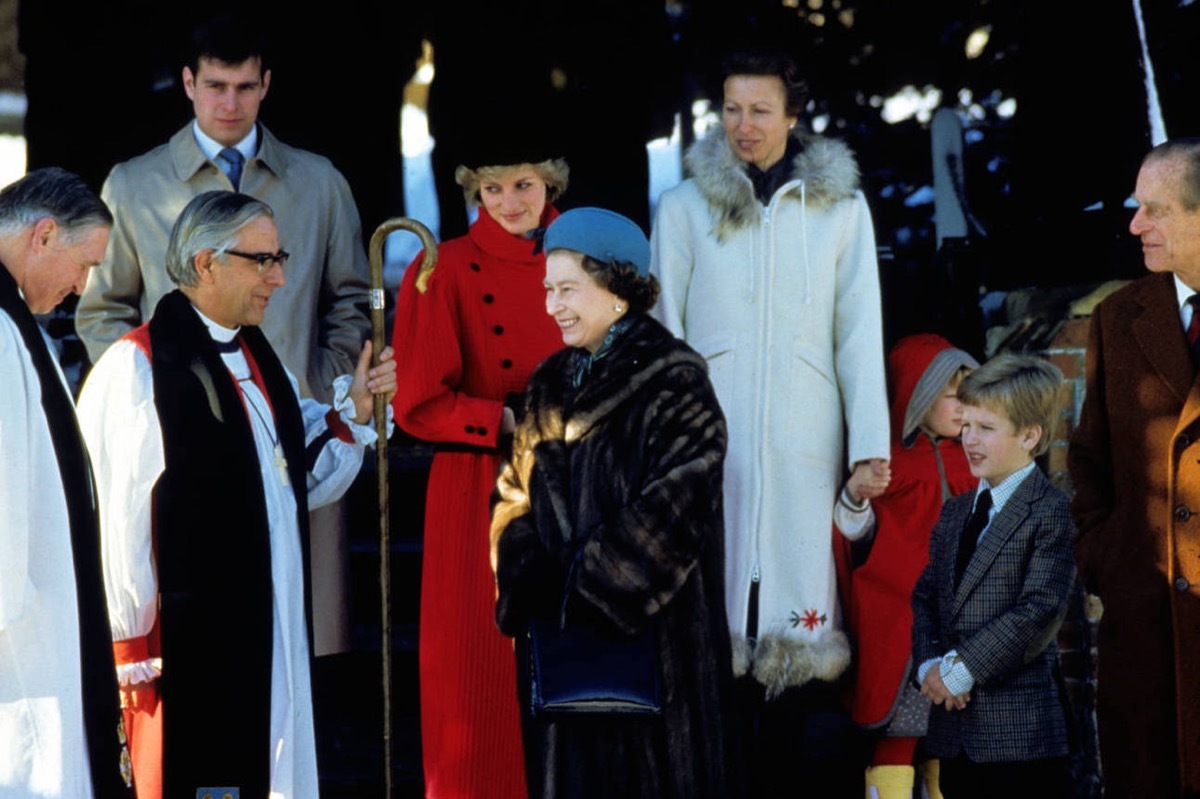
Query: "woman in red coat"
391 138 568 798
835 334 978 798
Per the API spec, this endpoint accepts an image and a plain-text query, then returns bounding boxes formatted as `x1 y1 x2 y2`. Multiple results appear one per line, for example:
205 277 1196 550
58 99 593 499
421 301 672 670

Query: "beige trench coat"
77 122 369 403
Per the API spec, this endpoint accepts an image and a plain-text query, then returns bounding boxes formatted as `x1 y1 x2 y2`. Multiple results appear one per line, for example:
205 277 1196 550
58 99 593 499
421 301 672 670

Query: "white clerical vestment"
0 310 95 798
77 308 384 799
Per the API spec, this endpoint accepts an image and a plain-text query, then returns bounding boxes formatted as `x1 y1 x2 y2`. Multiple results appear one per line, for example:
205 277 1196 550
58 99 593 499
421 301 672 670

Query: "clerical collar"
192 120 258 164
745 136 802 204
189 303 242 352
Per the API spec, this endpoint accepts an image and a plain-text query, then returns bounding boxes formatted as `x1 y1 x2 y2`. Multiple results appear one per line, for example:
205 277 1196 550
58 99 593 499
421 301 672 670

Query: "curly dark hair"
579 254 660 316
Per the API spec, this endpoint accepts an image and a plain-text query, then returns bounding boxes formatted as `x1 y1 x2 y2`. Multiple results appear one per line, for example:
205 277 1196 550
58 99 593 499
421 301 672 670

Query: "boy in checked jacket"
911 353 1077 798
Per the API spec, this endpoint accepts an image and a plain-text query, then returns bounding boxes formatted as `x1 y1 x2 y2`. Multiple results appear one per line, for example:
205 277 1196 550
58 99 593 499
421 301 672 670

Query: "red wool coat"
839 335 975 727
391 206 562 798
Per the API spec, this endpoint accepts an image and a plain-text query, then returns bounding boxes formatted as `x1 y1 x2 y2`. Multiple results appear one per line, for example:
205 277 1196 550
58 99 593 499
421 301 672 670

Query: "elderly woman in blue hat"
490 208 744 798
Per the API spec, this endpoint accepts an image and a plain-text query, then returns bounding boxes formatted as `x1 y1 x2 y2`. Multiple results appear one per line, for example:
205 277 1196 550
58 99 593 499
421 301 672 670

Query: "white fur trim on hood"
683 128 862 243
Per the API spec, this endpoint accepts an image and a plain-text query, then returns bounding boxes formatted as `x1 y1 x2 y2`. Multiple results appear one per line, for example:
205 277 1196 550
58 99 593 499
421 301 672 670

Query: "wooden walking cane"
367 218 437 796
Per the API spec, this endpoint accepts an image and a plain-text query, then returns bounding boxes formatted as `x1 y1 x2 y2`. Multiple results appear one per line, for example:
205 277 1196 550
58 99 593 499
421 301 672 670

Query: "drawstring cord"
800 181 811 305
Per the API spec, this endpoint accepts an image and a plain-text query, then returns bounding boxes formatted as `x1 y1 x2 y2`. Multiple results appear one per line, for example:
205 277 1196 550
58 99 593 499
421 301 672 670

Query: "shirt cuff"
835 487 875 541
116 658 162 687
839 485 870 513
939 649 975 696
916 657 940 686
331 374 394 444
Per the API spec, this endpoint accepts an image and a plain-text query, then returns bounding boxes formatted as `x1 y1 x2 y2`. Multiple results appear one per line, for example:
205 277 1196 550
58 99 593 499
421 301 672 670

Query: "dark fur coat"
491 314 743 798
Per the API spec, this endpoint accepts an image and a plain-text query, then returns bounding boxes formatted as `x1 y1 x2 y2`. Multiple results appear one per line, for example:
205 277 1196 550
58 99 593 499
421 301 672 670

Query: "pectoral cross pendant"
274 445 289 487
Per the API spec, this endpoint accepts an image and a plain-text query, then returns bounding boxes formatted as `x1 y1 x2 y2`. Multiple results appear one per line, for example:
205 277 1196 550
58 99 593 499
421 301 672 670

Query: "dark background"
20 0 1197 319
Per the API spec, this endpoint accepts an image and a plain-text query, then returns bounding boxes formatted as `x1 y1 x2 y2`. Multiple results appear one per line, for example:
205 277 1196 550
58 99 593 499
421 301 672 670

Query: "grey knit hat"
902 347 980 445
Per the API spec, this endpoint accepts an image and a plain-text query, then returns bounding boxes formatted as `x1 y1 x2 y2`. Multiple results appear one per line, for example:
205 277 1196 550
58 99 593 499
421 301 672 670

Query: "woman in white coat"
650 48 890 796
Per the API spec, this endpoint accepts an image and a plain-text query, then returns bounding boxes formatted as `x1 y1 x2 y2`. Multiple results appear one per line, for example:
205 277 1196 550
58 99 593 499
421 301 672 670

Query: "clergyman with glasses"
73 13 372 660
76 191 397 799
75 14 369 401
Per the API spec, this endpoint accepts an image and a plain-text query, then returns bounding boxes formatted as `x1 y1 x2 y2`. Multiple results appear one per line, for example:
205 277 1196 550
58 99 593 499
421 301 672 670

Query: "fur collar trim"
684 128 861 240
562 315 707 438
528 315 709 440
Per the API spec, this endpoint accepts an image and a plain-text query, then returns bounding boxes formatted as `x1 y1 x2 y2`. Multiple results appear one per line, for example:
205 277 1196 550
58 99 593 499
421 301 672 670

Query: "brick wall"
1044 317 1091 493
1039 314 1104 797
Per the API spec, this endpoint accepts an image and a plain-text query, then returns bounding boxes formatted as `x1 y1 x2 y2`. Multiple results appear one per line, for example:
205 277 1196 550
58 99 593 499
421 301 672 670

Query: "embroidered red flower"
789 608 827 631
801 609 824 630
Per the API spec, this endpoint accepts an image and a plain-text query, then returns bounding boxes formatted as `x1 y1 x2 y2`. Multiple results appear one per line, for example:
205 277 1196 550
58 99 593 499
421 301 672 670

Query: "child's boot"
864 765 915 799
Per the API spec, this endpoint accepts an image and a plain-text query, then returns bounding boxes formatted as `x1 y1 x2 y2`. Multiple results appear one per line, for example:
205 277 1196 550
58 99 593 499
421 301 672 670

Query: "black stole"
0 265 130 797
147 290 311 796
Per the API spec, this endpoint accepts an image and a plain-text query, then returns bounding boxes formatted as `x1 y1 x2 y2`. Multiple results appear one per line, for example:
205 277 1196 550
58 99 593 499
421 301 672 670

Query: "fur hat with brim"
543 207 651 276
457 98 563 170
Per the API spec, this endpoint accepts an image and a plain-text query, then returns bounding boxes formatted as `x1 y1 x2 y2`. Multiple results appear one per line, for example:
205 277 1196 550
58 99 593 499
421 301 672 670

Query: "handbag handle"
558 554 582 628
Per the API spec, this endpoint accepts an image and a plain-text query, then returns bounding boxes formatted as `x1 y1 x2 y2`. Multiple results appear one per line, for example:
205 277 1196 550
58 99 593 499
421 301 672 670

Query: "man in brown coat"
1070 137 1200 798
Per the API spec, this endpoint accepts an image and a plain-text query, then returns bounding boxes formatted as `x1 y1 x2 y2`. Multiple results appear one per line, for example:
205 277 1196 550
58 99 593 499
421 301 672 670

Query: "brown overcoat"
1069 271 1200 798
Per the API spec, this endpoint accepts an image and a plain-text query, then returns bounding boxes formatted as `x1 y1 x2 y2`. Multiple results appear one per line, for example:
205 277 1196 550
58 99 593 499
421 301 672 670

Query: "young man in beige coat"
76 14 370 656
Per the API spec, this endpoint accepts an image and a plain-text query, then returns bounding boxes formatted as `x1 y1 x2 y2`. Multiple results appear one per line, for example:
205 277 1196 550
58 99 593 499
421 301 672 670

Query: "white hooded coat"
650 128 889 696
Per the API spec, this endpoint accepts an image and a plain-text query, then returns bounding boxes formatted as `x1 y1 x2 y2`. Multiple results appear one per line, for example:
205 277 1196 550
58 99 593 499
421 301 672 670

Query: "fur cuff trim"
731 634 754 678
740 629 851 699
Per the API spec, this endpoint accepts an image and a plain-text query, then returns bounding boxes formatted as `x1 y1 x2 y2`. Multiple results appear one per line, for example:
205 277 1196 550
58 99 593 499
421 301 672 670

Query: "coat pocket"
786 335 842 461
693 332 736 414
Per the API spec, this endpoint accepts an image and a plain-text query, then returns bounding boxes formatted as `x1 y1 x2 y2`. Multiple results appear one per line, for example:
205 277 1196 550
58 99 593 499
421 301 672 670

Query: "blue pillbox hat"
543 207 651 276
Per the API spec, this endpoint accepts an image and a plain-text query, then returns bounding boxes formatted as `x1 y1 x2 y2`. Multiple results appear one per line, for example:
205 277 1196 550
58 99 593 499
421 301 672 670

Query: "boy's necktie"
955 489 992 587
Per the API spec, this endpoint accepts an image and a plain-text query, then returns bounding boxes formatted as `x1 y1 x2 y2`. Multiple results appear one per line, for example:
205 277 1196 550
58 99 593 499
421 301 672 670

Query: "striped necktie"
218 147 244 190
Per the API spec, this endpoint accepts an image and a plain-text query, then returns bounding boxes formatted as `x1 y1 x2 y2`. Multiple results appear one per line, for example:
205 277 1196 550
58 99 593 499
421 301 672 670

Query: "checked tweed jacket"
911 466 1076 762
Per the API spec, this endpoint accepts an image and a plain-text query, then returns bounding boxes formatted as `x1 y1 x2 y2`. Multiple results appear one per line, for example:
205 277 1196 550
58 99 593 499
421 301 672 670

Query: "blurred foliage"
664 0 1200 347
654 0 1200 351
0 0 24 93
16 0 1200 295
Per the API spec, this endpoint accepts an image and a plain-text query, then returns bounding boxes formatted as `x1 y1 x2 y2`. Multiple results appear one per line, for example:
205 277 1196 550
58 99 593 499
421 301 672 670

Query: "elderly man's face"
23 222 109 314
204 215 285 328
1130 156 1200 288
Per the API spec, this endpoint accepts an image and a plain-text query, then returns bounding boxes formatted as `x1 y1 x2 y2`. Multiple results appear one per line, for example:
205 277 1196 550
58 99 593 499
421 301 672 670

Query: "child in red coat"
835 334 979 798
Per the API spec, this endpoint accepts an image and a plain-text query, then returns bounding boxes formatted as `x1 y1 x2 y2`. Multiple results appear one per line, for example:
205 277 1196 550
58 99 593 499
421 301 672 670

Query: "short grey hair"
1144 138 1200 211
0 167 112 242
166 191 274 287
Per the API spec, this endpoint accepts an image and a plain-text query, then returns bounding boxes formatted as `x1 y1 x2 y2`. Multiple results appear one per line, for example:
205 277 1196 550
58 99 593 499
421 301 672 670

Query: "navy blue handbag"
527 617 662 717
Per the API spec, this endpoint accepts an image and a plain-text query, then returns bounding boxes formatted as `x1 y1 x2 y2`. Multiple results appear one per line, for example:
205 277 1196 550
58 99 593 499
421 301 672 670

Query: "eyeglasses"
225 249 290 272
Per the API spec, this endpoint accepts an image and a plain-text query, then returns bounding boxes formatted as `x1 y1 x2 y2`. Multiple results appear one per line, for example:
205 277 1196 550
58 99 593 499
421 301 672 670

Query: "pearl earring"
614 304 623 313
